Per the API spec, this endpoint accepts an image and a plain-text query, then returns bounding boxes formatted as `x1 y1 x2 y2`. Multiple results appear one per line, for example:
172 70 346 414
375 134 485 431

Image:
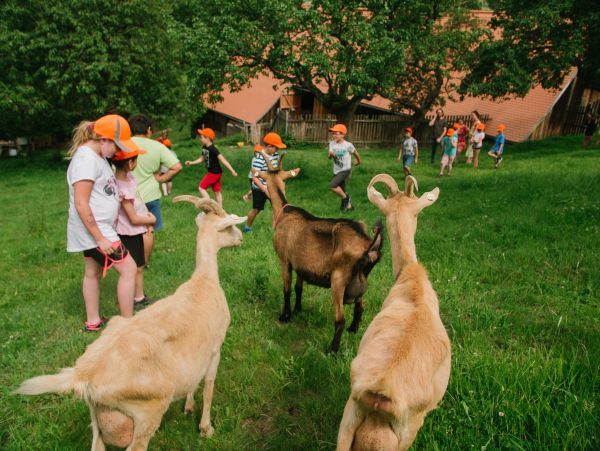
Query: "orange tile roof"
205 73 288 124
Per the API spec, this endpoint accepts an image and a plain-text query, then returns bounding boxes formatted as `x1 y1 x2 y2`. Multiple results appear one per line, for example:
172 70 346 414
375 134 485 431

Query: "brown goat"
13 198 247 451
337 174 451 450
256 151 383 353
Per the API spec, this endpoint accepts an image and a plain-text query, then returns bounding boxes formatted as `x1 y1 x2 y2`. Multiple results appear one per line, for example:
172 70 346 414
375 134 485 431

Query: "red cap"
93 115 142 154
263 132 287 149
404 127 413 134
328 124 348 135
197 128 216 141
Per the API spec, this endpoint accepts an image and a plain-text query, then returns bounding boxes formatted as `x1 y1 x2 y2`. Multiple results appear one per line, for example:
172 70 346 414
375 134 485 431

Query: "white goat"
13 197 246 451
337 175 451 450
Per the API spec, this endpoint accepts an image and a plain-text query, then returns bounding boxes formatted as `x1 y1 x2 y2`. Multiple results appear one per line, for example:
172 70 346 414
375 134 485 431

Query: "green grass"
1 136 599 449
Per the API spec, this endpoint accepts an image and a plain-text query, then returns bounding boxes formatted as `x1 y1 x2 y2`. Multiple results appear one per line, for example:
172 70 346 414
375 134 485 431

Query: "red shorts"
199 172 222 192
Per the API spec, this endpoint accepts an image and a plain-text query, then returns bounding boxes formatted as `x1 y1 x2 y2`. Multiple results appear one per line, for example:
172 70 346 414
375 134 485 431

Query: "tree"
0 0 186 140
460 0 600 98
184 0 483 124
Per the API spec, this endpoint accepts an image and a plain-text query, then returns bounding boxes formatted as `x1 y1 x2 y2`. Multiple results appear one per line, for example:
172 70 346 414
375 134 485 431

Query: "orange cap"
162 138 172 148
197 128 216 141
328 124 348 135
476 122 485 131
111 148 147 161
447 128 455 137
497 124 505 132
453 122 460 129
93 115 142 153
253 144 264 152
404 127 413 134
263 132 287 149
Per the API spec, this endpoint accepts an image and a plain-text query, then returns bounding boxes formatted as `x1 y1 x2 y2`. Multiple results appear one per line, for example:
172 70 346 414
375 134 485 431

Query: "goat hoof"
279 313 291 322
200 424 214 438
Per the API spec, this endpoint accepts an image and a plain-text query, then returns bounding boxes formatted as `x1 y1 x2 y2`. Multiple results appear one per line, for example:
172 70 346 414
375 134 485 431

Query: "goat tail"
355 388 395 416
13 368 75 396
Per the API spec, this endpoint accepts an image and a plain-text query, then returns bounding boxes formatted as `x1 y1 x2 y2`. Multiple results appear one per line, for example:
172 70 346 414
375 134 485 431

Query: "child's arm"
121 199 156 226
251 174 270 197
217 154 238 176
185 155 204 166
353 149 361 166
397 145 403 161
415 142 419 163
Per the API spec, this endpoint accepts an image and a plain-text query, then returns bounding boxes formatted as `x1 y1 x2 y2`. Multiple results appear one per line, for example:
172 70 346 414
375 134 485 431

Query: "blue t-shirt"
492 133 505 152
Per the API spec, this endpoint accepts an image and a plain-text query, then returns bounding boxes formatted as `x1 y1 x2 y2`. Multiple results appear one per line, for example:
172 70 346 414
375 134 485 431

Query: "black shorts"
83 241 129 267
119 234 145 267
252 188 270 211
330 170 351 189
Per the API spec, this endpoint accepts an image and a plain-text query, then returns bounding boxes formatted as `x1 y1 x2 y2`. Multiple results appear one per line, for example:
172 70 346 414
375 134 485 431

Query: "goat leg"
329 279 347 353
126 400 169 451
184 392 196 415
293 274 303 314
199 352 221 438
279 263 293 322
89 404 106 451
347 297 364 333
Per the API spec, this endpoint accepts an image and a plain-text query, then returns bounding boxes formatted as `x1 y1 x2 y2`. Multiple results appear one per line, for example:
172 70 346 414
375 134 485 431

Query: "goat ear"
405 175 419 198
416 187 440 212
368 233 383 263
216 214 248 231
281 167 301 181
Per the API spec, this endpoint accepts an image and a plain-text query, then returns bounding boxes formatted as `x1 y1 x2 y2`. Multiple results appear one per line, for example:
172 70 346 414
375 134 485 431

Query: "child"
243 133 285 232
328 123 361 212
488 124 506 168
185 128 237 206
439 128 457 176
456 120 469 158
112 148 157 312
465 110 482 164
66 115 138 331
397 127 418 176
243 144 263 203
157 129 175 196
471 122 485 168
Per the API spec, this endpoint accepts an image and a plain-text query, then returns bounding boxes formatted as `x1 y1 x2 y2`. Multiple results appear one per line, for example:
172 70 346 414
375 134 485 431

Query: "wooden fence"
561 101 600 135
247 112 490 146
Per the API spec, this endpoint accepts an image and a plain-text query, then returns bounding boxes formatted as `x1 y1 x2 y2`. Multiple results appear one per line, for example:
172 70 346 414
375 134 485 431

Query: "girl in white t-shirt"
112 150 156 311
67 115 139 331
471 122 486 168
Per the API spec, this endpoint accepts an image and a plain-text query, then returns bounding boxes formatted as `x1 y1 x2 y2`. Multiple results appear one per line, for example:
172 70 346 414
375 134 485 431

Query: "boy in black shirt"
185 128 238 206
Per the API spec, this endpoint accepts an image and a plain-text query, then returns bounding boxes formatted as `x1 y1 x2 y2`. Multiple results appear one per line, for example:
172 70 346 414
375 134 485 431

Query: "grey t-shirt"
402 137 418 156
433 117 446 139
329 140 355 174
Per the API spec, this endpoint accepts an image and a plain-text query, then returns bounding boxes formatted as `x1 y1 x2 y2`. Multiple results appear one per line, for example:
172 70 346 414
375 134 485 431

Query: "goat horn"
404 175 419 197
259 150 276 171
173 195 227 217
368 174 400 195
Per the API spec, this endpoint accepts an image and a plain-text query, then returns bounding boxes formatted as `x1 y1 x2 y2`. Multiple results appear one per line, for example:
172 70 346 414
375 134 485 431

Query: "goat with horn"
255 150 384 353
337 174 451 450
13 197 247 450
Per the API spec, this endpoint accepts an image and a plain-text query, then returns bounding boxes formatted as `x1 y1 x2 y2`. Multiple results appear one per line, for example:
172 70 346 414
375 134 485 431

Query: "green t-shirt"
131 136 180 203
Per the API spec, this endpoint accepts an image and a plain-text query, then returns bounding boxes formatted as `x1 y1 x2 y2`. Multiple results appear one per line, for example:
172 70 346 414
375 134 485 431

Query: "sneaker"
134 296 155 312
495 156 503 168
243 225 252 233
242 193 250 203
83 317 107 332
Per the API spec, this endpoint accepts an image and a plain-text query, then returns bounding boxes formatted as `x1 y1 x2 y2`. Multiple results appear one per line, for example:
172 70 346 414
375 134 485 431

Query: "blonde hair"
68 121 100 158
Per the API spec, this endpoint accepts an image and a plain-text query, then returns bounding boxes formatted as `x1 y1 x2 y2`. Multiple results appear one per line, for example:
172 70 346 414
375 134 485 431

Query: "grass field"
1 135 599 450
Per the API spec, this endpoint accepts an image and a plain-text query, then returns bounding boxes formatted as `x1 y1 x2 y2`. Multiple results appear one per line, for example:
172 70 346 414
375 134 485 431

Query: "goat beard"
96 405 134 447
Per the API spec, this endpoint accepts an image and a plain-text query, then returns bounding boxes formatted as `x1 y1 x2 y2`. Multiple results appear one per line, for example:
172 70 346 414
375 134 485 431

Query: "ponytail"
68 121 99 158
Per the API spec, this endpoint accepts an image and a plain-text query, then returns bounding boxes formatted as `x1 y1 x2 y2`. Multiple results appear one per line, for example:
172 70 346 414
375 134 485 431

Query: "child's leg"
214 191 223 207
474 148 481 168
134 267 145 300
113 254 136 318
246 208 259 227
161 182 168 197
199 187 210 200
448 156 455 175
488 150 498 161
166 181 172 195
330 186 346 198
242 189 252 202
83 258 103 324
143 231 153 266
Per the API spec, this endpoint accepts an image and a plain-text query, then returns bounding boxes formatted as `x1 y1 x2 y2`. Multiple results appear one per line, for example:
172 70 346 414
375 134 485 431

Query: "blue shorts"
490 147 502 155
145 199 163 231
402 155 415 167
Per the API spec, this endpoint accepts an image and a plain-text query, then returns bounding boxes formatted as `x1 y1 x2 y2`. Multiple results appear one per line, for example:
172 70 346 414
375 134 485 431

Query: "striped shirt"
251 152 279 190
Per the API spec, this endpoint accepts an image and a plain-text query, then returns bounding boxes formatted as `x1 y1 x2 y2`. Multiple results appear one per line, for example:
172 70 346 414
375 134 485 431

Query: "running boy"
439 128 457 176
112 148 157 311
488 124 506 168
328 123 360 212
397 127 418 176
185 128 237 206
243 133 285 233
